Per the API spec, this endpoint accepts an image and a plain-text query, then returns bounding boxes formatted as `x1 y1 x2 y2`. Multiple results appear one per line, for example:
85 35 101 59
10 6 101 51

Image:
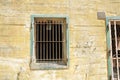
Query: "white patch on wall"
24 21 31 29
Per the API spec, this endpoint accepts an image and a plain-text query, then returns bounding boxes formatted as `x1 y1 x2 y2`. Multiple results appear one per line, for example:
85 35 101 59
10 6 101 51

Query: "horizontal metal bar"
36 59 65 61
34 41 65 42
112 58 120 59
34 23 67 25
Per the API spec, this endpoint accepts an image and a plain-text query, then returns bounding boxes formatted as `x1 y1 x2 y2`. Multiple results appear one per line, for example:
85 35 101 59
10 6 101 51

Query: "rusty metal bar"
109 21 116 80
35 22 37 61
34 41 64 42
55 21 58 60
42 21 45 61
60 22 63 60
62 22 64 60
114 21 120 80
36 59 66 61
40 21 43 60
48 21 52 60
58 21 61 60
45 21 48 61
38 22 40 61
52 21 55 60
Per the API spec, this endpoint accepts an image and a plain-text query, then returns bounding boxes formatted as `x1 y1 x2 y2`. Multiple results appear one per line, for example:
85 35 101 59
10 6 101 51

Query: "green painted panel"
66 23 69 66
30 24 34 57
106 18 111 80
30 16 35 57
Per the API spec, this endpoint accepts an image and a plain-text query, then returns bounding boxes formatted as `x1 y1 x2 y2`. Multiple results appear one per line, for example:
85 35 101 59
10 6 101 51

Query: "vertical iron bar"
42 21 45 61
114 21 120 80
52 21 55 60
34 22 38 61
48 21 52 60
109 21 114 80
58 21 61 61
62 21 64 60
55 21 58 61
46 21 48 61
60 22 62 60
40 21 42 61
38 22 40 61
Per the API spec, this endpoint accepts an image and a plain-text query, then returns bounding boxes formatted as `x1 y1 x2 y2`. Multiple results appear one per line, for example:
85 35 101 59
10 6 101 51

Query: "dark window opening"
34 18 67 63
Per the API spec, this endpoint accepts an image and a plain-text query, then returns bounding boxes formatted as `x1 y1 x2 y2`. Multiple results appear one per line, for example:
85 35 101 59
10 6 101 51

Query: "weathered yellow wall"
0 0 120 80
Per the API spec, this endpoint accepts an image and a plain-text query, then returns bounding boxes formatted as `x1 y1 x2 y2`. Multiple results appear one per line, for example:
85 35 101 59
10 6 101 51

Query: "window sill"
30 62 68 70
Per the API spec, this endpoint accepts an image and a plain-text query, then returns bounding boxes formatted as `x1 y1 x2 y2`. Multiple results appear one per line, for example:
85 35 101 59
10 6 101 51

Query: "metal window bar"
34 19 66 63
109 21 114 80
110 21 120 80
114 21 120 80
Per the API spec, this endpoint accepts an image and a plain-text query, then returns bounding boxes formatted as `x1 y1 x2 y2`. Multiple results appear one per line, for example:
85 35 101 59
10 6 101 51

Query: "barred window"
109 20 120 80
30 15 69 69
35 18 67 62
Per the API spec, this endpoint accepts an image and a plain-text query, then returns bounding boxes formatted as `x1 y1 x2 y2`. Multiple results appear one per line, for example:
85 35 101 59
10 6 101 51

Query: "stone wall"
0 0 120 80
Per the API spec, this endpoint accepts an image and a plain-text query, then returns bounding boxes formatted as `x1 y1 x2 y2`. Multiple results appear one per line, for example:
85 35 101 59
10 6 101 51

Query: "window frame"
30 14 69 69
106 16 120 80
